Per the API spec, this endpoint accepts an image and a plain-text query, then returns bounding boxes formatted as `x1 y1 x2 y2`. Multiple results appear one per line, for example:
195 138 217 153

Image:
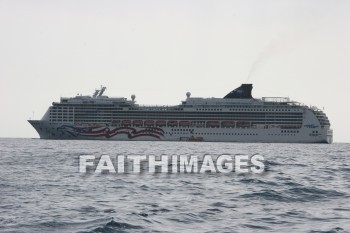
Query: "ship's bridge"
57 96 128 105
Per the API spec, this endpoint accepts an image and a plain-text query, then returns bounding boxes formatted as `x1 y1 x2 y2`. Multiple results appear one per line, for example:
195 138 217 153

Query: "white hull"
28 120 333 143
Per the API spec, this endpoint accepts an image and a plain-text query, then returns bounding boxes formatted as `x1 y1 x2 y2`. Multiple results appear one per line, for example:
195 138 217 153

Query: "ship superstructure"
28 84 333 143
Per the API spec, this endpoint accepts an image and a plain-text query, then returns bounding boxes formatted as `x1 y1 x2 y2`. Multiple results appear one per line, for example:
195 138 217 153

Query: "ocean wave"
88 219 144 233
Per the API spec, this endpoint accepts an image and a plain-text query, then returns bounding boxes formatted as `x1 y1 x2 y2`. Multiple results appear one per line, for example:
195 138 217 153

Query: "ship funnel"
224 84 253 99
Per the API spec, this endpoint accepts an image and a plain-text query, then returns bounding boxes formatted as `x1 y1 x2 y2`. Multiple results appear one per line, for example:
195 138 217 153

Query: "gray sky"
0 0 349 142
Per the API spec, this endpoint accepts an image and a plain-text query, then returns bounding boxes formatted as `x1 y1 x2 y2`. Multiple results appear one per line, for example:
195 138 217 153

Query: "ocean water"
0 138 349 233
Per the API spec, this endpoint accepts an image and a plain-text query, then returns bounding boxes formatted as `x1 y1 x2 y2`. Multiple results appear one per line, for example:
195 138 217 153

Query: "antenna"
92 89 99 98
98 86 106 96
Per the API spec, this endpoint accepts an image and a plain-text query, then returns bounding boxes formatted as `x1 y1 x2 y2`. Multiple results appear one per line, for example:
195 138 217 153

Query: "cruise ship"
28 84 333 143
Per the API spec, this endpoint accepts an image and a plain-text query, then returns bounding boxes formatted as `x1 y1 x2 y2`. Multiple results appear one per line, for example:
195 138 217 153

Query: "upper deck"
53 85 305 111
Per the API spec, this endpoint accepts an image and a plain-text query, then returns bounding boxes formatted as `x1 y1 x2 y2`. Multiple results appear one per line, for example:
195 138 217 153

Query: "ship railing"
262 97 290 102
310 105 325 112
138 105 181 111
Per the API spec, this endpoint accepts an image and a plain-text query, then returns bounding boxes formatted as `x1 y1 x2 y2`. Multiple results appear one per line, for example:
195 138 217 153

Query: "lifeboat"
167 120 178 127
156 120 166 127
121 120 132 126
133 120 143 126
144 120 155 127
179 121 190 127
206 121 220 128
236 121 251 128
221 121 235 128
111 120 121 125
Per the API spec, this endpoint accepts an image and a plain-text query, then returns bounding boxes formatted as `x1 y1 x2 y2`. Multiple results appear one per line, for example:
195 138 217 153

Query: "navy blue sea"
0 138 349 232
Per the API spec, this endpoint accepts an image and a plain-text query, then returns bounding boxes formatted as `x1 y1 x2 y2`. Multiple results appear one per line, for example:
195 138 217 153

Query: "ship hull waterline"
28 120 333 143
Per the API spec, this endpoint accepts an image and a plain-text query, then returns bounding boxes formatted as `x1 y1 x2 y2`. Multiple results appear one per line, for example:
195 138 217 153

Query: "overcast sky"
0 0 349 142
